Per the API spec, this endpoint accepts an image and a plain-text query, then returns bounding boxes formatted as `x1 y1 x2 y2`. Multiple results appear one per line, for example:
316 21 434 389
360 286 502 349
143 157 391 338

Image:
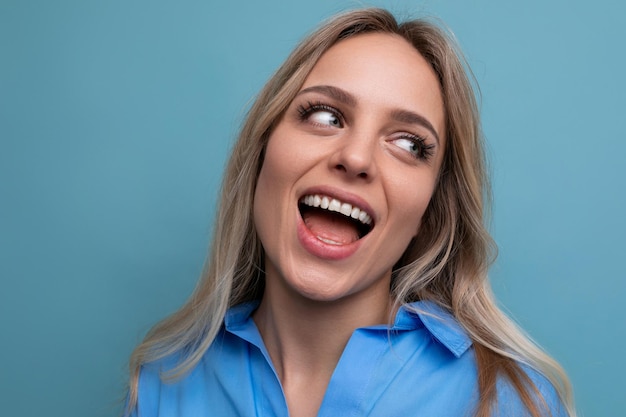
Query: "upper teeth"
301 194 373 226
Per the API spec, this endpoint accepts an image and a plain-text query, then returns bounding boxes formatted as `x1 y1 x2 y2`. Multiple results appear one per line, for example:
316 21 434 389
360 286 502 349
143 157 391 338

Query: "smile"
298 194 375 245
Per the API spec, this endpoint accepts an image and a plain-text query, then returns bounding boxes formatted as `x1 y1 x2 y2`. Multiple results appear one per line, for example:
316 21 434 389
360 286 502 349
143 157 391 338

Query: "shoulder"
493 364 569 417
131 354 183 417
404 302 569 416
131 322 257 417
132 351 217 417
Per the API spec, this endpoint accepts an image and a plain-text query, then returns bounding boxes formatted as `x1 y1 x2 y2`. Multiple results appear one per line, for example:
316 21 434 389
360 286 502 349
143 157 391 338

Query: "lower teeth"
317 236 343 246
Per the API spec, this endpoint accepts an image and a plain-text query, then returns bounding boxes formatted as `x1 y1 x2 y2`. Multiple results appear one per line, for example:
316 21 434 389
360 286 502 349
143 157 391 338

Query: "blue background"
1 1 624 416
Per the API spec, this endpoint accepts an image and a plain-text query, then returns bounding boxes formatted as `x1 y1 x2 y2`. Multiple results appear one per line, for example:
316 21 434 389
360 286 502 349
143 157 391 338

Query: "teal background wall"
1 0 624 416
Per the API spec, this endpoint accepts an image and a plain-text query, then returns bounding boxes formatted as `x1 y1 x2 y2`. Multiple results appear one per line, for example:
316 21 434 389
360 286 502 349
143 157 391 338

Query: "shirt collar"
399 301 473 358
225 299 472 359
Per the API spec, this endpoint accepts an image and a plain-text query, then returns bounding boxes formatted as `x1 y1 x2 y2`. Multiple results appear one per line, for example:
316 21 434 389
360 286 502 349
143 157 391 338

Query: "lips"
296 188 375 259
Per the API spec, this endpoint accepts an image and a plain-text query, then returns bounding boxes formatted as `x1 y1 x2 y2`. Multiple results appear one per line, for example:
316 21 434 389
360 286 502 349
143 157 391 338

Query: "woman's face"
254 33 445 304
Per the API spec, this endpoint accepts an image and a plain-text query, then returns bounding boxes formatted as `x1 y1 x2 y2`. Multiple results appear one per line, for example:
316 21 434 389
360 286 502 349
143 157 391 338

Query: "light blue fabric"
131 301 566 416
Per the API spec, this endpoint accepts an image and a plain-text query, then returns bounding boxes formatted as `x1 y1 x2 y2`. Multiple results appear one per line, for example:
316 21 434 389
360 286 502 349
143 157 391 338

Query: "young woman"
126 8 576 417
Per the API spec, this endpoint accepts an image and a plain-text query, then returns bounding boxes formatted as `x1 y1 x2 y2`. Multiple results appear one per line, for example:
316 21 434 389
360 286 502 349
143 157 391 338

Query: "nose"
329 131 377 181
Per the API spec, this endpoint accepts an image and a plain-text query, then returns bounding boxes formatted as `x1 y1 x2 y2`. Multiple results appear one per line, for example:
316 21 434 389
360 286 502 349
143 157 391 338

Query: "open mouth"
298 194 374 245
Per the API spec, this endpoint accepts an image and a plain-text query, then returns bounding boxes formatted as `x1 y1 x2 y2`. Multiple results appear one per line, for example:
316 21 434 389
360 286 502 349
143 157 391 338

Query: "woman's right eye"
297 102 344 128
309 110 342 127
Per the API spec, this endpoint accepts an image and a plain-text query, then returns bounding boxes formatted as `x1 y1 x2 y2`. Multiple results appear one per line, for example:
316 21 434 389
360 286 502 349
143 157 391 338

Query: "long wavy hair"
127 8 575 417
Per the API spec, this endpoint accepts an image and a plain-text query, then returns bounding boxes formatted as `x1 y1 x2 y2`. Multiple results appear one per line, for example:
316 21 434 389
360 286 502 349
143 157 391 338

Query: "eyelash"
295 100 434 162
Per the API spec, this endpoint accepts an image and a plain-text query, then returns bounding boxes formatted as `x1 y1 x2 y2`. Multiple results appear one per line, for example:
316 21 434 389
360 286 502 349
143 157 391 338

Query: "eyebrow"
296 84 441 145
297 85 357 106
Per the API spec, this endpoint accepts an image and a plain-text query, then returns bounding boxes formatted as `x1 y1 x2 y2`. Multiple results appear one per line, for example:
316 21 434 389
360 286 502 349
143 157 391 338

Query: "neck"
252 274 392 382
252 265 393 417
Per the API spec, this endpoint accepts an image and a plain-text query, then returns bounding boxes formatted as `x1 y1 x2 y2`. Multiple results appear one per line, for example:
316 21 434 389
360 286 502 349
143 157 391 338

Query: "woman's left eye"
391 135 434 160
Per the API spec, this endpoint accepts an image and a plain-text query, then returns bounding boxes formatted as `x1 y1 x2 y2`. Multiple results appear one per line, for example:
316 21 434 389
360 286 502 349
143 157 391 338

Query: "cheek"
392 177 438 237
256 137 292 195
253 137 298 237
261 133 304 180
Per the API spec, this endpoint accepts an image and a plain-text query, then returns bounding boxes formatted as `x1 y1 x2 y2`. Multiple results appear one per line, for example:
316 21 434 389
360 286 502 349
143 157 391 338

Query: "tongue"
302 209 360 245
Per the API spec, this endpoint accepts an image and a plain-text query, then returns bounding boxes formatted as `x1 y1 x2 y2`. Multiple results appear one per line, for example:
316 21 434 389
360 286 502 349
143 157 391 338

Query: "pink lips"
296 185 373 260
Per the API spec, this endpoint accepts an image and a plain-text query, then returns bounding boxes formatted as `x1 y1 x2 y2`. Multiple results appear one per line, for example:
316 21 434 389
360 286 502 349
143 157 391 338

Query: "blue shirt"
132 301 566 416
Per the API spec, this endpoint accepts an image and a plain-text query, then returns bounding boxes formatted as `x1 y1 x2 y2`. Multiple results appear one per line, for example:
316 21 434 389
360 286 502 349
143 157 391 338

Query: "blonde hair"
127 8 575 417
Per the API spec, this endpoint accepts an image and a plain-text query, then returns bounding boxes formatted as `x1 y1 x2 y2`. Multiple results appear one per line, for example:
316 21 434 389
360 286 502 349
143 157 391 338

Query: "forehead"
301 33 445 138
